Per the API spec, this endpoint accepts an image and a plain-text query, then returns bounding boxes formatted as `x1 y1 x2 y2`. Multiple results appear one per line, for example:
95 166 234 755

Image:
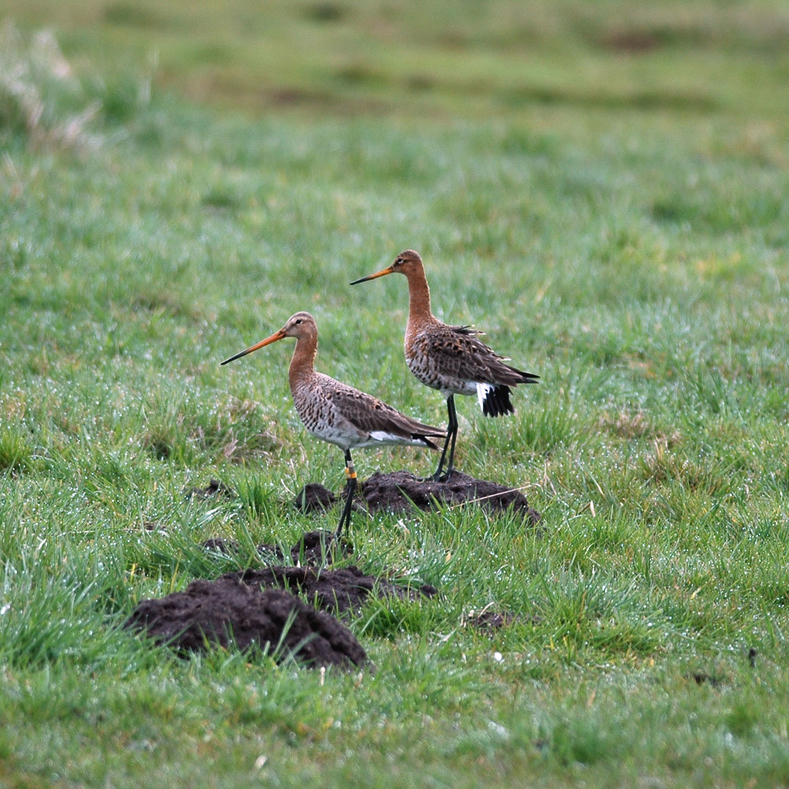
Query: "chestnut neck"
404 264 436 332
288 330 318 391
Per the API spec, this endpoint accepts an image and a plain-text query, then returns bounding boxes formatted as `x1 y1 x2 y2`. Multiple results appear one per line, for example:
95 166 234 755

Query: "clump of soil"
187 470 541 525
288 529 352 565
361 470 541 524
293 483 337 513
196 543 435 616
126 578 367 669
235 565 437 616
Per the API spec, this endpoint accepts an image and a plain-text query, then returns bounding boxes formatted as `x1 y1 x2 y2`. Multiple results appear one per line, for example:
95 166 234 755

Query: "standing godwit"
221 311 445 536
351 250 539 481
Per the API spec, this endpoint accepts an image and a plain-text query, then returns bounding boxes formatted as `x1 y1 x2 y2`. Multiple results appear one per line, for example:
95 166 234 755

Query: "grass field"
2 1 789 786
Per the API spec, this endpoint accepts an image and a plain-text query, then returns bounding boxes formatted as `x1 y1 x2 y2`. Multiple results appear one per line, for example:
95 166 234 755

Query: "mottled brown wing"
324 377 445 441
412 324 538 387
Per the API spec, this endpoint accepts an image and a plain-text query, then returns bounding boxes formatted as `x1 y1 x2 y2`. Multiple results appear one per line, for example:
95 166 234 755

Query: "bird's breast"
291 383 333 434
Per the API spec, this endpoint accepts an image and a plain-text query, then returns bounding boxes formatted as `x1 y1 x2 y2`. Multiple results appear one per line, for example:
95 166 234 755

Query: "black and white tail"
477 383 515 417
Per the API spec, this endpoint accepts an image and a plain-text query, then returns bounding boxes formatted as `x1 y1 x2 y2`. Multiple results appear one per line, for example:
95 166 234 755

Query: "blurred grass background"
5 0 789 121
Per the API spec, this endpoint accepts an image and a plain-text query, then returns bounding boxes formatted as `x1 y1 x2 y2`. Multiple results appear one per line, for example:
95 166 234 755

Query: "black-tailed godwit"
351 250 539 481
221 311 445 536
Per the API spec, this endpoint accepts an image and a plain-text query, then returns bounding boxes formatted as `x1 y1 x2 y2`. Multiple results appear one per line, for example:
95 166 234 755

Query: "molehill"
127 471 539 669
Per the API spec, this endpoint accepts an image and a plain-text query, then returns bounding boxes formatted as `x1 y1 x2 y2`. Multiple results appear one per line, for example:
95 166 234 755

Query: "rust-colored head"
350 249 424 285
220 311 317 365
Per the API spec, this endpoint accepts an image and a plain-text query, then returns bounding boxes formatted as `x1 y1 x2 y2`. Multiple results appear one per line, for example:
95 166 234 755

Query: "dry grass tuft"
0 21 101 150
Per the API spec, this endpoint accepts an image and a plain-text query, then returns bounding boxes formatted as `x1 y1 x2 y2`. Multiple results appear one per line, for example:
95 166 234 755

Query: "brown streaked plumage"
351 250 539 481
221 311 445 536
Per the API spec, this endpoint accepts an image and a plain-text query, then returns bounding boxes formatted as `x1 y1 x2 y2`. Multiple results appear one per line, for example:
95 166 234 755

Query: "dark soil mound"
237 565 437 616
126 578 366 669
361 470 541 524
293 483 337 513
287 529 352 565
194 542 436 616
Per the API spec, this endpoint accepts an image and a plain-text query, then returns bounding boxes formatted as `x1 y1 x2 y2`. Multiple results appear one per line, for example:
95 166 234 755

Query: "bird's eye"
294 319 302 325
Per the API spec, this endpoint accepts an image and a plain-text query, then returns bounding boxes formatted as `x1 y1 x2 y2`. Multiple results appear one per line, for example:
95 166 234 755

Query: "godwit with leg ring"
351 250 539 482
221 311 445 537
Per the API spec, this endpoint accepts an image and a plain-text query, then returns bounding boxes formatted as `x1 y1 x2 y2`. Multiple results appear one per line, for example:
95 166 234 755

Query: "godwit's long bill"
221 311 445 537
351 250 539 482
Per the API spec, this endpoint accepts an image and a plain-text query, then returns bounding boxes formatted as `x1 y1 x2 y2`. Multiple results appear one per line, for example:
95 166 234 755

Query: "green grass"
2 2 789 786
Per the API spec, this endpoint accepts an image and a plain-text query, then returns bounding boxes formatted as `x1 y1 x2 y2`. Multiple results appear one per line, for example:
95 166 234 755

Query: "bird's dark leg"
442 395 459 481
433 395 458 482
337 448 357 538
